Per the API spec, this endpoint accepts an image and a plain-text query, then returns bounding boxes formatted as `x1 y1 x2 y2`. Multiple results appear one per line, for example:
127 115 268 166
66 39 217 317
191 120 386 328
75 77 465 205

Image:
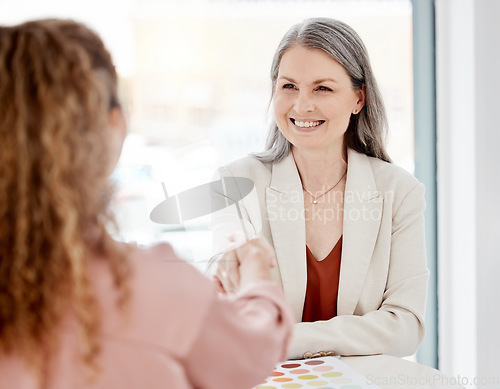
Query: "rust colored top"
302 236 342 322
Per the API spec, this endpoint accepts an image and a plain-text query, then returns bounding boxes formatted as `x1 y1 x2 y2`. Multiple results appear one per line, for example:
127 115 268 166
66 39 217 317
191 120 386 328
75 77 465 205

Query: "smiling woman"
273 45 365 157
256 17 391 167
211 17 429 361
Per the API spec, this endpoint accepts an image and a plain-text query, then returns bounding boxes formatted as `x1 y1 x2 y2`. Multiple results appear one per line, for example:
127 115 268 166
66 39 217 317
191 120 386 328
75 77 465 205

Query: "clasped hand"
213 236 277 293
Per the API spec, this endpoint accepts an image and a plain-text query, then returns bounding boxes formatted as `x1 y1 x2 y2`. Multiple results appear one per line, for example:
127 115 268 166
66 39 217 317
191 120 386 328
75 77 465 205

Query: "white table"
341 355 465 389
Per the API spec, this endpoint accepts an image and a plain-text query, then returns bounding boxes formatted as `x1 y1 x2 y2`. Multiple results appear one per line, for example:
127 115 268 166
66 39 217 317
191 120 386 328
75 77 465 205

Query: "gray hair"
254 17 391 163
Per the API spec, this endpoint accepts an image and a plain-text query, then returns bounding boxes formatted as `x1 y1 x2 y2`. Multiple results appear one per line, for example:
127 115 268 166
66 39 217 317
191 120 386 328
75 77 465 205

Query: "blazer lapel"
266 153 307 322
338 149 383 315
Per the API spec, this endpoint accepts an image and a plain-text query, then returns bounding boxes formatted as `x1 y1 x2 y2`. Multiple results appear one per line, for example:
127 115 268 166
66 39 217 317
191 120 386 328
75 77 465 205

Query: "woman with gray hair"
212 17 429 360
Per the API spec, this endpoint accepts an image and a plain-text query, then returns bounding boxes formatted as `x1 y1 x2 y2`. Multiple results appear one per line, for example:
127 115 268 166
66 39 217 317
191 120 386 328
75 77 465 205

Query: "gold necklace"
302 170 347 204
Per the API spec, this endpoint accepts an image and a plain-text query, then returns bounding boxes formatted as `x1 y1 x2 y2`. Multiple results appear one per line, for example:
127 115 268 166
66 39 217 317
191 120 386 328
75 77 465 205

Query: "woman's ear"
353 84 366 114
106 107 127 175
109 107 126 131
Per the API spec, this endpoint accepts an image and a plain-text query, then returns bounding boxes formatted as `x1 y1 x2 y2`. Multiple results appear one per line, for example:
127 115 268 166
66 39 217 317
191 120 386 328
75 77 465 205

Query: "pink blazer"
0 244 293 389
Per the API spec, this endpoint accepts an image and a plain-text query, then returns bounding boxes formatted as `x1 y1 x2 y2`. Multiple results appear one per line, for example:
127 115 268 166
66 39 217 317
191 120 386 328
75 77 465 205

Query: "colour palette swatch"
253 356 379 389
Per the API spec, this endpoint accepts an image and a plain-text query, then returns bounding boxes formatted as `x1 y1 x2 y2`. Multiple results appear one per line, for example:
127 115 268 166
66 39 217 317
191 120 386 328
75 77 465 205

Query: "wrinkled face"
273 45 364 154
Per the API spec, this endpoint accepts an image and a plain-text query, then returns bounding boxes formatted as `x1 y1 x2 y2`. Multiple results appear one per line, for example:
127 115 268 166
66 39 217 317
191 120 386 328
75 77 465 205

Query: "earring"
353 109 358 114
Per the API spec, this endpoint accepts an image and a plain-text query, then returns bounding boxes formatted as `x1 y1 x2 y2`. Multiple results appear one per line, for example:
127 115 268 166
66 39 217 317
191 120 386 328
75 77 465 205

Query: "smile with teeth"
291 118 325 128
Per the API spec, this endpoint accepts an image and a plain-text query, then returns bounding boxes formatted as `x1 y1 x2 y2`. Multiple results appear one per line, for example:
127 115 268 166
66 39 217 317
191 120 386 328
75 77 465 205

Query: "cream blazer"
211 148 429 359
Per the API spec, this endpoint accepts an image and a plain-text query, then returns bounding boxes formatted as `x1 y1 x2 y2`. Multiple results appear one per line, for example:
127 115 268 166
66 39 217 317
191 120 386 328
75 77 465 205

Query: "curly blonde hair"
0 19 130 382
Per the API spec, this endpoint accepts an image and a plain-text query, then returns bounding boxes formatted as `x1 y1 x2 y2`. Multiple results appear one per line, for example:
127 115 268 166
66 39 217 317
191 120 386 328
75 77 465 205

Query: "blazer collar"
265 149 383 320
266 152 306 322
344 149 381 200
269 151 302 191
338 149 383 315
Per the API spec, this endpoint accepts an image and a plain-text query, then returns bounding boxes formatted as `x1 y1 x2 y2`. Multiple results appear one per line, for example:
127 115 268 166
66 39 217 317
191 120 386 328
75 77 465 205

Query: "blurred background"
0 0 415 259
3 0 499 387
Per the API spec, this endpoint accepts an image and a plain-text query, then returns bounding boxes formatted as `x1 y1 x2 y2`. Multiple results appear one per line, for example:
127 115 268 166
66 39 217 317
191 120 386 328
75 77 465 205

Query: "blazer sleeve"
182 281 293 389
288 183 429 358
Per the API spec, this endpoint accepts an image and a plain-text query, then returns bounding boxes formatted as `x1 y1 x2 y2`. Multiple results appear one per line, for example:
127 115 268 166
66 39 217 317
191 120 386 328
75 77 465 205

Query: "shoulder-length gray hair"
255 17 391 163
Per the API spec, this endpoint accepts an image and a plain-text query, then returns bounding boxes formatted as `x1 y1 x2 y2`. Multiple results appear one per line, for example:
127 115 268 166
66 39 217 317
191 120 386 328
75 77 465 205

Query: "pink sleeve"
183 281 293 389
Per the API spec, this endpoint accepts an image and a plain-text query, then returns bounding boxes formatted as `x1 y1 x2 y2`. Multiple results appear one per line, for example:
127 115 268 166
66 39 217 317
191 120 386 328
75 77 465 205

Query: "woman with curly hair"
0 19 292 389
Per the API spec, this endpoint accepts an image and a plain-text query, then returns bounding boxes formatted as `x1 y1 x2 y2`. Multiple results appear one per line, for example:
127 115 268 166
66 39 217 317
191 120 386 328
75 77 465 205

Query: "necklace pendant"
313 199 318 204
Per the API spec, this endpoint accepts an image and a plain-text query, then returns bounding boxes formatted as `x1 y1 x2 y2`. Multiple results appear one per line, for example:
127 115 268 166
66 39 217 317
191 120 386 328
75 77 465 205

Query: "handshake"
210 236 277 293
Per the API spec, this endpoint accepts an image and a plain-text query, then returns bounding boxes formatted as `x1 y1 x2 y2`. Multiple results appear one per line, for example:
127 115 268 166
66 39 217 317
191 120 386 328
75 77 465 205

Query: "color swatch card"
253 356 380 389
